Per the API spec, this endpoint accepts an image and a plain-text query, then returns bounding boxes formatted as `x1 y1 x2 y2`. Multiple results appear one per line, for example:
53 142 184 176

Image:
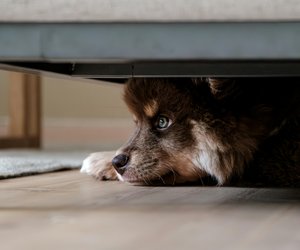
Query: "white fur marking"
190 119 225 184
80 156 95 174
117 172 124 182
80 151 115 176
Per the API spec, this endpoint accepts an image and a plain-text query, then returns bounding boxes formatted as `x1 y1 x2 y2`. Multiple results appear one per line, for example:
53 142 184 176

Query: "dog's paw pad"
81 152 117 181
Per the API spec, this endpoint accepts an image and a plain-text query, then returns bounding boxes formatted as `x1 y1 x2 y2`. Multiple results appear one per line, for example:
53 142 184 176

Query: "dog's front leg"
80 151 118 181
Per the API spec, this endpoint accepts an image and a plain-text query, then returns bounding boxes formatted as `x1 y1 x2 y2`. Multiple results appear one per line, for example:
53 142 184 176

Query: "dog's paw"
80 151 117 181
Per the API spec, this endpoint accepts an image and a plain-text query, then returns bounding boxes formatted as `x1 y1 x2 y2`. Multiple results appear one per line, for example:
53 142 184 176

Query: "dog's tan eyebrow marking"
144 100 158 117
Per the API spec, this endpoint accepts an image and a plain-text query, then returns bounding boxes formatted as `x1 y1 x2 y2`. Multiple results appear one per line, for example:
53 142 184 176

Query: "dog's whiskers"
141 162 156 169
141 175 150 185
163 164 177 185
151 170 166 185
188 158 206 186
141 159 159 166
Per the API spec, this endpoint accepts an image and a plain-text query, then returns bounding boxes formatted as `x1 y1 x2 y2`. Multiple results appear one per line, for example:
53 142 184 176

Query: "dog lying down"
81 78 300 187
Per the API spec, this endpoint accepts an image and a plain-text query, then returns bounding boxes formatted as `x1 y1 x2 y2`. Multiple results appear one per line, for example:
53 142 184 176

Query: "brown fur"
81 78 300 187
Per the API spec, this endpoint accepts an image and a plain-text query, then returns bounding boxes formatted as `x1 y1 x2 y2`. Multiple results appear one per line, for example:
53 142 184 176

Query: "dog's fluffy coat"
81 78 300 187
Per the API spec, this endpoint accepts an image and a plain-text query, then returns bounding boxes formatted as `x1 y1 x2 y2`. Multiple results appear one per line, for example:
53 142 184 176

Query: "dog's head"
112 78 278 185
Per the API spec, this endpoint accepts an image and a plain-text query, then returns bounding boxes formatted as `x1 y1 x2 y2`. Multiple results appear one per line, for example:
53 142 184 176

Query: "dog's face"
112 78 274 185
115 79 206 185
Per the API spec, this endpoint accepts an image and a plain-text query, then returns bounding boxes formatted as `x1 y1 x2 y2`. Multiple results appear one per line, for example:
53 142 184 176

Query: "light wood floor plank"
0 170 299 250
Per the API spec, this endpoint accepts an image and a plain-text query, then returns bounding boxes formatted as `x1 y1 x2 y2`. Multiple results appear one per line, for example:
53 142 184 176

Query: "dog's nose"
112 154 129 175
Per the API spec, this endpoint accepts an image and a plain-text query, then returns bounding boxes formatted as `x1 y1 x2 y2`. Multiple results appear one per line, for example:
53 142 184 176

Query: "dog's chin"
115 167 176 185
116 168 214 186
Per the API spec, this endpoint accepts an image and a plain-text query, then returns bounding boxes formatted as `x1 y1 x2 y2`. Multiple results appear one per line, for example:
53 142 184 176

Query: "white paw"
81 151 117 180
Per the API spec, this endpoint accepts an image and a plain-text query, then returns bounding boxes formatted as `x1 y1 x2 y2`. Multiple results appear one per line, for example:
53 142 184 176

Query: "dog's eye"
156 115 172 130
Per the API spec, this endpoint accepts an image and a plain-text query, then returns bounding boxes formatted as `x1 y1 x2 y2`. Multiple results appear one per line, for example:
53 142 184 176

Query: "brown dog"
81 78 300 187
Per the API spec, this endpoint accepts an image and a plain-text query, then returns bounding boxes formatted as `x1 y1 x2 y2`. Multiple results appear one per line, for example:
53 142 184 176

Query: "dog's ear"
207 78 239 100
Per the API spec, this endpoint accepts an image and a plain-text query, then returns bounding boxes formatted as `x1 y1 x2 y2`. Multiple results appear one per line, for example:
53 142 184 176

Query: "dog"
81 78 300 187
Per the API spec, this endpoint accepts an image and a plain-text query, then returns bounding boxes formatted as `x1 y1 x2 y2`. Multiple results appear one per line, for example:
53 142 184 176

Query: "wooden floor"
0 170 299 250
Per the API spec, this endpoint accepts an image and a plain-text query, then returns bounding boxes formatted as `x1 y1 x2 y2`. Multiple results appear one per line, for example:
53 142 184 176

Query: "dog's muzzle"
112 154 129 175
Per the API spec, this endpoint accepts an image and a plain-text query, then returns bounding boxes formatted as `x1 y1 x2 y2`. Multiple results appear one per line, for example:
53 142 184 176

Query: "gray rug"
0 149 90 178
